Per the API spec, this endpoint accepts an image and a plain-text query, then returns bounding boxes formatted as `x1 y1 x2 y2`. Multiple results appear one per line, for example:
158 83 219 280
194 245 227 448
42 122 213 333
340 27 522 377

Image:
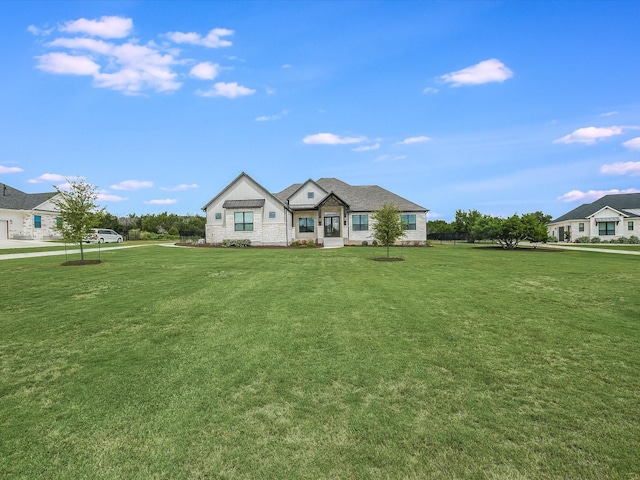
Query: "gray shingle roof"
274 178 427 212
0 183 57 210
551 193 640 222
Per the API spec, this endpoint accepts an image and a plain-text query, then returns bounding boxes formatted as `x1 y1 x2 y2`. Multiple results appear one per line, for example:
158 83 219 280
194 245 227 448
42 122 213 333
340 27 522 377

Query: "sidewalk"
0 242 147 260
541 243 640 255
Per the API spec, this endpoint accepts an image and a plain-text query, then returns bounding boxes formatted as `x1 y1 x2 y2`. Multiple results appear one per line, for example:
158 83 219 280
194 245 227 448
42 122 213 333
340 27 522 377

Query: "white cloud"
558 188 640 202
37 37 182 93
422 87 438 94
197 82 256 98
398 136 430 145
60 16 133 39
441 59 513 87
189 62 220 80
303 133 366 145
111 180 154 191
255 114 278 122
554 126 624 145
27 25 54 36
352 143 380 152
601 111 618 117
161 183 199 191
31 19 243 95
95 43 181 94
28 173 67 184
600 162 640 176
166 28 233 48
0 165 23 174
623 137 640 151
144 198 178 205
374 154 407 163
98 192 127 202
36 52 100 76
48 37 113 55
255 110 289 122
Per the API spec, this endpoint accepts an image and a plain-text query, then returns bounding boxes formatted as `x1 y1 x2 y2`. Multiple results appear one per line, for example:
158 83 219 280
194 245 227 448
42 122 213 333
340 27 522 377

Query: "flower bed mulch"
61 260 102 266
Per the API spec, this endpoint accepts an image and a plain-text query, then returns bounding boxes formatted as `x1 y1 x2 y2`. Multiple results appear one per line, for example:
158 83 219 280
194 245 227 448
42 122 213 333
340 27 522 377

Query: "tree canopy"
52 178 104 260
454 209 482 243
471 211 551 249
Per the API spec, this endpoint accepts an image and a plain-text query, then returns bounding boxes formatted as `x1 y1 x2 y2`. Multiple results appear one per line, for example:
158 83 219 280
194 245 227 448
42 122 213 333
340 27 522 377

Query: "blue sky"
1 1 639 221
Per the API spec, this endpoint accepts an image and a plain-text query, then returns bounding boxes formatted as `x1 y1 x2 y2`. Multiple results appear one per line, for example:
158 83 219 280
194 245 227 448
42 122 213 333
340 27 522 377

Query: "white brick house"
548 193 640 242
202 172 428 247
0 183 61 241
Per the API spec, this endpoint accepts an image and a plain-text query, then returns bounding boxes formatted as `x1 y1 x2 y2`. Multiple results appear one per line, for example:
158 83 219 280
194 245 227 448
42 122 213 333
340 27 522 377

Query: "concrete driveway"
0 239 61 249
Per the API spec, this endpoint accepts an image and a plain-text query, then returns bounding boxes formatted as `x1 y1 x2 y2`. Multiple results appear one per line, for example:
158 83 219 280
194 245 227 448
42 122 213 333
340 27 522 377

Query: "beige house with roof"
202 172 428 247
0 183 61 241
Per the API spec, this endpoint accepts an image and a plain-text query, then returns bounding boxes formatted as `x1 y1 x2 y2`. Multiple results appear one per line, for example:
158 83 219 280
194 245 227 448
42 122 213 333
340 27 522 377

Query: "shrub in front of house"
575 236 590 243
548 235 558 242
361 240 369 246
590 237 601 243
290 240 316 248
222 239 251 247
630 236 640 244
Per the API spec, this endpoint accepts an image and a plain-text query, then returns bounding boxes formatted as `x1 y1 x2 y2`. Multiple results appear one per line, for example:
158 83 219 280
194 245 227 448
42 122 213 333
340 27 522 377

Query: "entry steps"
322 237 345 249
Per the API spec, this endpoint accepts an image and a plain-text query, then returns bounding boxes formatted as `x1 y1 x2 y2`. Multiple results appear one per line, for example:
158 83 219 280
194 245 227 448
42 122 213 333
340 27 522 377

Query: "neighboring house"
548 193 640 242
0 183 61 240
202 172 428 247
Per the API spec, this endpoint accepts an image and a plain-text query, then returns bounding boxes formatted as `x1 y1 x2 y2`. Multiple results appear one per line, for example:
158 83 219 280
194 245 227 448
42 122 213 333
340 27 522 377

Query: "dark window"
299 217 314 233
598 222 615 236
269 211 276 219
352 214 368 231
578 223 584 232
402 214 416 230
629 221 634 231
215 213 222 220
234 212 253 231
34 215 42 228
307 192 314 199
56 217 62 228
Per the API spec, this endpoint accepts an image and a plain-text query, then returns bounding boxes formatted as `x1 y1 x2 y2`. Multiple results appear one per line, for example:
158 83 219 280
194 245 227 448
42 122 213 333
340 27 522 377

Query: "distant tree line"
93 211 206 238
428 209 552 249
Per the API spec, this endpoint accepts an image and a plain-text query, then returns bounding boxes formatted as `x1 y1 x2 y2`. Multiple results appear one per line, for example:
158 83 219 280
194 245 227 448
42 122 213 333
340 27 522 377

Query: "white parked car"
84 228 123 244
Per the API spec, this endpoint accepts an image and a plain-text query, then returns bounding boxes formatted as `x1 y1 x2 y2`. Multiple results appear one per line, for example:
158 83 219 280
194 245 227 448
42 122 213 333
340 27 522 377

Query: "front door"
324 216 341 237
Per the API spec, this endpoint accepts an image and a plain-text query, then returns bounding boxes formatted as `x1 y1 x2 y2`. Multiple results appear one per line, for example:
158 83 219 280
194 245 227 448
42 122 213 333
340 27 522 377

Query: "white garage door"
0 221 7 240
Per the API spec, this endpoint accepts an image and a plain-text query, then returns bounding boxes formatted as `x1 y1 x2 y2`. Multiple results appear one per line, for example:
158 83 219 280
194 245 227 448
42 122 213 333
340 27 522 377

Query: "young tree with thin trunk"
371 203 406 258
52 178 104 261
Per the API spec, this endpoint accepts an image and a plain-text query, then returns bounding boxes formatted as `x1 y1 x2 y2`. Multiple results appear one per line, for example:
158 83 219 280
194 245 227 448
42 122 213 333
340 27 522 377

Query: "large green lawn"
1 245 639 479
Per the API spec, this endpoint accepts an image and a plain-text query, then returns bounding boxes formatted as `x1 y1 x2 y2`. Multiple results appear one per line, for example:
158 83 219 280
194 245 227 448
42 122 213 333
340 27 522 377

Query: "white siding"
288 181 326 208
204 175 289 245
548 206 640 242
